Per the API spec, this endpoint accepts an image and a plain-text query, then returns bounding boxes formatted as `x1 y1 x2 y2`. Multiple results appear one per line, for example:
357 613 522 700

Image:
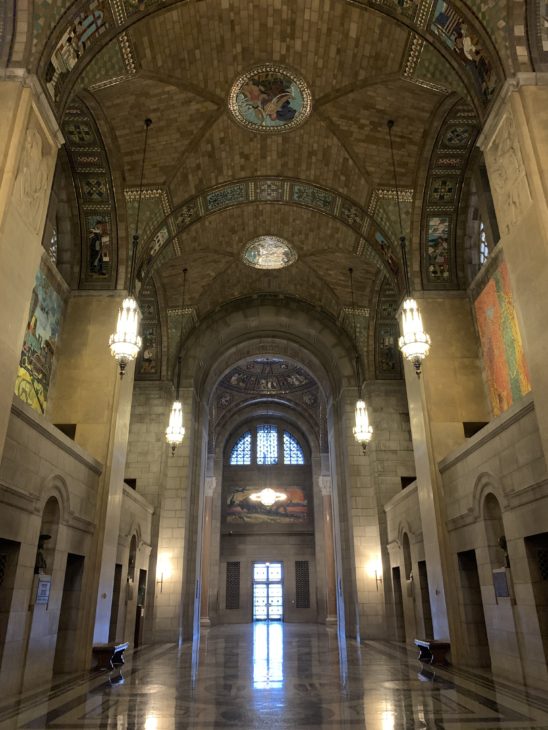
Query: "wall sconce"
366 558 383 591
156 554 171 594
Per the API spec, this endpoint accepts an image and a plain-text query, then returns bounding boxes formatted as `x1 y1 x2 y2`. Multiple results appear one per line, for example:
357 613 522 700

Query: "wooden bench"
92 642 129 671
414 639 450 666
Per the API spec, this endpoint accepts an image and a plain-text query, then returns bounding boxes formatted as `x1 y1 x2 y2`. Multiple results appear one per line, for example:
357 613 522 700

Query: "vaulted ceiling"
25 0 532 376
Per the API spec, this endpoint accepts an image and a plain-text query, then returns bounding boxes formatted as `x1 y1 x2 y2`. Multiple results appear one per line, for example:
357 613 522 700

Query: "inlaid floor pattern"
1 623 548 729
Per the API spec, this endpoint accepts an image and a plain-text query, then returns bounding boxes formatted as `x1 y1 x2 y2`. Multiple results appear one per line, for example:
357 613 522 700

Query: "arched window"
479 220 489 265
283 431 304 464
257 425 278 465
229 431 252 465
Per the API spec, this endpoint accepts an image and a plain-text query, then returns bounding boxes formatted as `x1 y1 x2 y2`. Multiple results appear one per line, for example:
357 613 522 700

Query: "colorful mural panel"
87 214 112 277
225 486 308 525
431 0 497 104
15 266 64 414
426 216 450 282
474 260 531 417
242 236 297 270
229 64 312 133
45 0 110 102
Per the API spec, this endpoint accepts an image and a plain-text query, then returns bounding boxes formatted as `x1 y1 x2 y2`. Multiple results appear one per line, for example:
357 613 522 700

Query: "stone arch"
38 474 71 525
136 177 403 292
472 471 510 521
35 0 505 118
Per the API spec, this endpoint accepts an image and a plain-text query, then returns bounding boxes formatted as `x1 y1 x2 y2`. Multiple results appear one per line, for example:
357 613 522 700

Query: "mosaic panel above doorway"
228 64 312 133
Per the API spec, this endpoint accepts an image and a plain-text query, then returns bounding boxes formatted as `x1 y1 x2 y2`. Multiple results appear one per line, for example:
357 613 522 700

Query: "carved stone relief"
486 111 531 236
14 126 50 234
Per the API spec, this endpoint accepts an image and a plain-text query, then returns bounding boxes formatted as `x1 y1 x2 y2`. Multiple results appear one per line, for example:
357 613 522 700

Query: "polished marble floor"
2 623 548 729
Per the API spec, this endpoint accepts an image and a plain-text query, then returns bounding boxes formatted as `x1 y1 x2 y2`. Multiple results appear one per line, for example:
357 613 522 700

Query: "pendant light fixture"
348 267 373 453
109 118 152 376
165 268 188 455
387 119 431 376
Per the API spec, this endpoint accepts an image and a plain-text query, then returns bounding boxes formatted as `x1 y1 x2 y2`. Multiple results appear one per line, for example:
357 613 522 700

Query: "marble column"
400 293 489 652
319 475 338 625
0 75 62 459
47 292 135 653
478 74 548 463
200 476 216 627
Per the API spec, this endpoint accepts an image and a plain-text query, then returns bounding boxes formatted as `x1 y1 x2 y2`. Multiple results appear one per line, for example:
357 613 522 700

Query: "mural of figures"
474 260 531 417
15 267 64 414
375 231 399 275
229 65 312 133
45 0 108 101
431 0 497 104
427 216 450 282
87 215 111 276
225 486 308 525
243 236 297 270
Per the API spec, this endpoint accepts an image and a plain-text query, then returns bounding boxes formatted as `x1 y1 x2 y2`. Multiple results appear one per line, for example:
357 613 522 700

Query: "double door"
253 562 283 620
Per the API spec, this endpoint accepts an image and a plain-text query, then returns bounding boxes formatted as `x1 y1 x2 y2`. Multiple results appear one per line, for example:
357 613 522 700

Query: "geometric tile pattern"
422 101 479 288
136 277 161 380
375 279 403 380
138 177 402 290
61 98 118 289
2 626 548 729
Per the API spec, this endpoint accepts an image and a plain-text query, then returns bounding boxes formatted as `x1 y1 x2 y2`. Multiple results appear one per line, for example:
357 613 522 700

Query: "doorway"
253 562 283 621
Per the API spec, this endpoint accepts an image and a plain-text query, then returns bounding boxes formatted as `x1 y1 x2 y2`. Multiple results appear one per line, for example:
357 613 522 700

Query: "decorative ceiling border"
421 100 479 289
374 278 403 380
61 96 118 289
36 0 504 117
135 177 403 290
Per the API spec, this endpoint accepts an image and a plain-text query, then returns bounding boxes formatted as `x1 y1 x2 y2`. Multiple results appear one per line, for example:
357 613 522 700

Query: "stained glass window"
230 431 252 465
283 431 304 464
257 425 278 465
479 221 489 265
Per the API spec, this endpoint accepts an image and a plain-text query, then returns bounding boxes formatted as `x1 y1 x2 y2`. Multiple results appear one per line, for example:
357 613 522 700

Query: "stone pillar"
199 476 216 627
319 475 338 625
0 75 61 459
47 292 135 651
478 74 548 463
400 293 489 650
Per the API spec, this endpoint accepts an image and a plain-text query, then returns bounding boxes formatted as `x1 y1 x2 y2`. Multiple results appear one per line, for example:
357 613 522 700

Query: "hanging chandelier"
165 268 188 454
109 118 152 376
349 267 373 453
387 119 431 376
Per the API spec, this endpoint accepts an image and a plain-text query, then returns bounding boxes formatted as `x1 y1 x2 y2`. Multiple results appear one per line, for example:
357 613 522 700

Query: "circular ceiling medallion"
242 235 297 270
229 64 312 133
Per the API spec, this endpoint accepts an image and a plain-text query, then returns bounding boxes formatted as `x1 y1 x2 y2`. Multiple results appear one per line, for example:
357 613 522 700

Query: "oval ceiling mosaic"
242 235 297 270
229 64 312 133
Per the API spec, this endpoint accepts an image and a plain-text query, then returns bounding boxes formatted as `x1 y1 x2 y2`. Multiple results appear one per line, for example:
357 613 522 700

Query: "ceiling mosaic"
242 236 297 271
220 358 316 396
228 64 312 134
61 97 118 289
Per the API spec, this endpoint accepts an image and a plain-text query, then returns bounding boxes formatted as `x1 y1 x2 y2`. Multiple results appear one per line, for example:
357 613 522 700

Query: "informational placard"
493 568 510 599
35 576 51 605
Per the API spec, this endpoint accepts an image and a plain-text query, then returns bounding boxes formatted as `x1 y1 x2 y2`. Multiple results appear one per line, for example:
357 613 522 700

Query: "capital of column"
204 476 217 497
318 476 332 497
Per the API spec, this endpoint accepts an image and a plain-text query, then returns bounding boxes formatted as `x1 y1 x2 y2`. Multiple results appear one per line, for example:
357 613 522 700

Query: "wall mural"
422 101 478 288
15 263 65 415
225 486 308 526
473 258 531 417
242 236 297 270
431 0 497 104
61 99 118 289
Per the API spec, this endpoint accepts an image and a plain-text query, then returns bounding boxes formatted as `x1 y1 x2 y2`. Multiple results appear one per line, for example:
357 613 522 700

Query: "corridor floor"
1 622 548 729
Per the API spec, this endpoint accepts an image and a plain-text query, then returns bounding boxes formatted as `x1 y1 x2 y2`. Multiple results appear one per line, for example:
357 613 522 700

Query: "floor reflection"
252 621 283 689
2 624 548 728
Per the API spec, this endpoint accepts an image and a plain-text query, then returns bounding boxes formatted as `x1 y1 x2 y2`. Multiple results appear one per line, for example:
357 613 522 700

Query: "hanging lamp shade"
165 400 185 453
108 296 142 375
398 297 431 373
353 398 373 450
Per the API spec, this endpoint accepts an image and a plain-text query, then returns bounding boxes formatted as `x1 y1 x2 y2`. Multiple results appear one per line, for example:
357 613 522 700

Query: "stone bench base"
92 642 129 671
414 639 450 666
